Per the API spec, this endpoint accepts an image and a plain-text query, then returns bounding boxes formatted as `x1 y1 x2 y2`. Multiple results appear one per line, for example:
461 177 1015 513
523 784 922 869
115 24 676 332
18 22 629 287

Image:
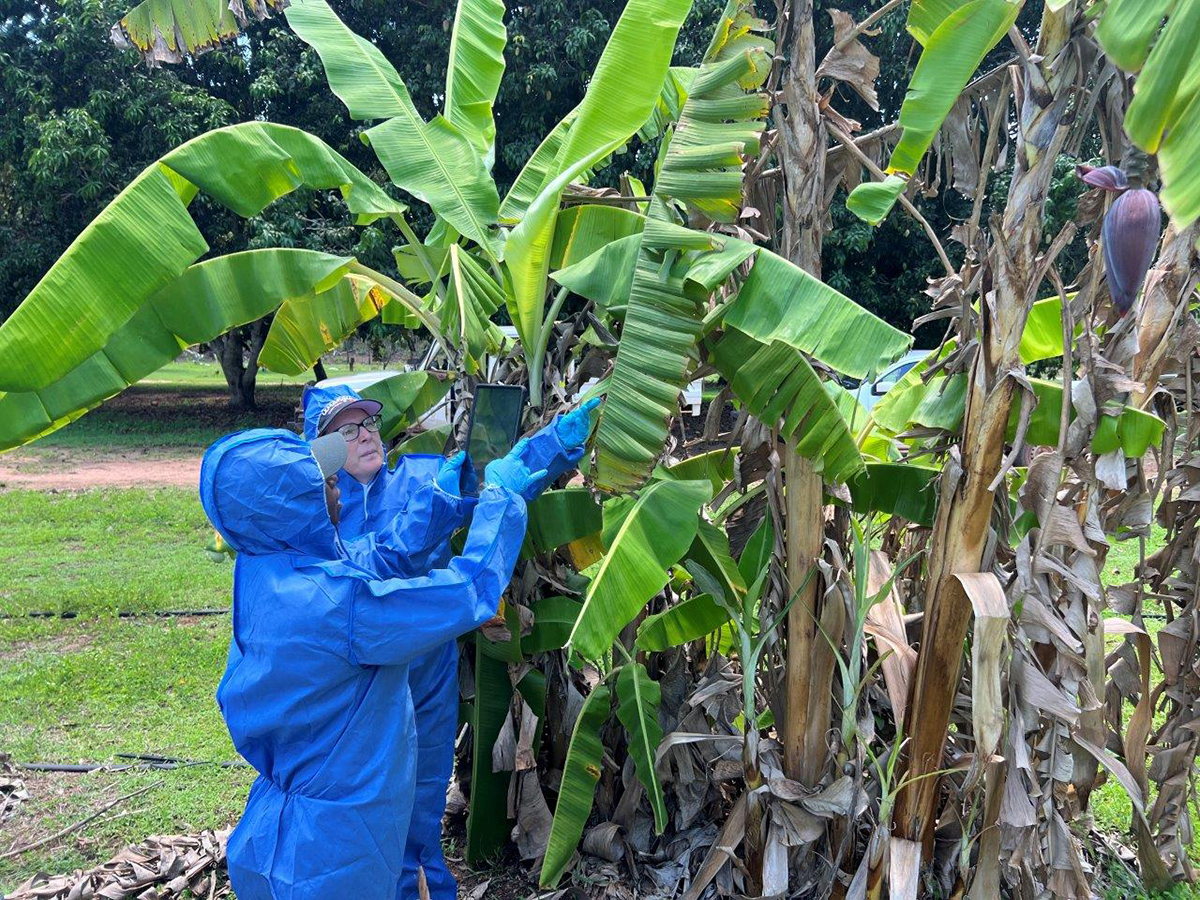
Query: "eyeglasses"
334 414 382 441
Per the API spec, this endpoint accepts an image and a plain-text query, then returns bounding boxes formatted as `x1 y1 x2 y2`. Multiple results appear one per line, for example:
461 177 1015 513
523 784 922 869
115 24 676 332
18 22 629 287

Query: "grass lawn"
0 487 244 890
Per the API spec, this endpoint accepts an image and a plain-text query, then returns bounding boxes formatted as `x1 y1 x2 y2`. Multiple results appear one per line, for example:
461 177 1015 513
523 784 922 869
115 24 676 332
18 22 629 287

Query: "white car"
314 325 704 431
849 350 933 412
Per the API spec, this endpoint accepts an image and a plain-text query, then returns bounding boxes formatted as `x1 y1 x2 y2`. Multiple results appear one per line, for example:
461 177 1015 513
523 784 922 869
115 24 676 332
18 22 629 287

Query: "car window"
884 360 918 383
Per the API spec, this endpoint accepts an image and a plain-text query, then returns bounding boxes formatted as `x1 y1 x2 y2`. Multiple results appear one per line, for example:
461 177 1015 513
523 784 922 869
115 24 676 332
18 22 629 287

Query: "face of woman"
327 408 385 484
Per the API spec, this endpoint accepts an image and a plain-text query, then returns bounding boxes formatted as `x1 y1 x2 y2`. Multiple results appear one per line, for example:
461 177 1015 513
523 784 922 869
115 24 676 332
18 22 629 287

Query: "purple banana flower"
1102 187 1162 316
1076 164 1129 192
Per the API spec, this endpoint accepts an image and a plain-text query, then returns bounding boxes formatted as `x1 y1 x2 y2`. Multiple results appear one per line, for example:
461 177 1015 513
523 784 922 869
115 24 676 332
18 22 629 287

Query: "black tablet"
463 384 526 495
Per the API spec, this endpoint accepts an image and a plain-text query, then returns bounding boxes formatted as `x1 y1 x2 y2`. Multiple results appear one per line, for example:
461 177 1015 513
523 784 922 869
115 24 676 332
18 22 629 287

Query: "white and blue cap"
315 395 383 437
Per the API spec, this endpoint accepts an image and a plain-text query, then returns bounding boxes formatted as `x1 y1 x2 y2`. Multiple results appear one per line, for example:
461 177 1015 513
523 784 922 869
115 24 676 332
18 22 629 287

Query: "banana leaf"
526 487 604 554
655 448 737 494
0 121 403 394
499 109 578 224
687 518 746 602
359 372 452 443
712 328 866 483
720 248 912 380
525 596 584 654
905 0 972 45
885 0 1019 178
503 0 694 350
549 205 646 270
444 0 508 162
0 249 359 452
388 425 453 464
615 663 667 832
111 0 283 64
1121 0 1200 155
466 645 515 861
260 275 391 376
569 478 712 661
549 233 640 313
1095 0 1174 72
635 593 731 651
844 462 940 526
539 685 612 887
737 515 773 584
592 219 726 492
846 174 907 226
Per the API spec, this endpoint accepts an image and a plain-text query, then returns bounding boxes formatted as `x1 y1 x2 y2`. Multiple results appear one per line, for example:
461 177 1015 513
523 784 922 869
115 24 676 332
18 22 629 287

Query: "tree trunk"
893 3 1080 849
213 317 271 411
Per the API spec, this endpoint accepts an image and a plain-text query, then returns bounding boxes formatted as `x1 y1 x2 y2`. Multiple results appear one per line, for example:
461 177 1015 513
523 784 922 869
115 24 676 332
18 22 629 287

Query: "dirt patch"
0 452 202 491
0 630 95 664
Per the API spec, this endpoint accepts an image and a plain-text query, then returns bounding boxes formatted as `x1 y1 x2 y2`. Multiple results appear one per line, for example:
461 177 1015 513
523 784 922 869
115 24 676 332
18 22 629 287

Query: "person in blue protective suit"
301 383 600 900
200 427 547 900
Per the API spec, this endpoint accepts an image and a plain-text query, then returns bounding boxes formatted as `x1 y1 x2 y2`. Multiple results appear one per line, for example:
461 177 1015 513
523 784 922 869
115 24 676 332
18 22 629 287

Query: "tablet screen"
465 385 525 493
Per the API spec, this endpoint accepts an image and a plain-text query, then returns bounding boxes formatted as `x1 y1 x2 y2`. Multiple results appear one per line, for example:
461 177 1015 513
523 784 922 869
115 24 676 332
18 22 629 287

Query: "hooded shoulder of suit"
200 429 340 558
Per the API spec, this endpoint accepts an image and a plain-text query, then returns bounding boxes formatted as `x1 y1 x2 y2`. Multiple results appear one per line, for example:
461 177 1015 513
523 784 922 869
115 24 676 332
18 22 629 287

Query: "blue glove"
436 451 475 497
555 397 602 450
484 453 549 502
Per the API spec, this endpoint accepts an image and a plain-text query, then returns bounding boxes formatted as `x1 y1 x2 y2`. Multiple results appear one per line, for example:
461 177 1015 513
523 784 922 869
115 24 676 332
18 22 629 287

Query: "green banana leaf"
737 515 774 585
905 0 971 46
638 66 696 141
1095 0 1174 72
655 448 737 494
111 0 283 64
260 275 391 376
466 645 515 861
885 0 1019 178
1121 0 1200 155
526 487 604 554
721 248 913 380
525 596 584 654
364 116 501 257
549 233 640 314
444 0 508 162
844 462 940 526
286 0 498 248
615 663 668 832
687 518 746 602
635 594 731 651
499 109 578 224
440 244 506 365
846 174 908 226
712 328 866 483
569 478 712 660
549 205 646 270
591 219 721 491
539 685 612 887
651 5 771 222
0 249 359 452
285 0 414 121
388 425 453 464
503 0 694 351
0 121 402 394
875 370 1165 457
359 372 452 444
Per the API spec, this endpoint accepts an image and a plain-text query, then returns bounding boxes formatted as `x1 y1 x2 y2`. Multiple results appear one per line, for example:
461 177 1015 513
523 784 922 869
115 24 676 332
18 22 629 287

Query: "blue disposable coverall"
199 428 527 900
301 384 584 899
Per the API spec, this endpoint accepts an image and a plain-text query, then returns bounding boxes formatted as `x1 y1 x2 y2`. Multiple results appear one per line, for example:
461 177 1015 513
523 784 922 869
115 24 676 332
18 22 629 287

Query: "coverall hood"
199 428 338 559
302 383 361 441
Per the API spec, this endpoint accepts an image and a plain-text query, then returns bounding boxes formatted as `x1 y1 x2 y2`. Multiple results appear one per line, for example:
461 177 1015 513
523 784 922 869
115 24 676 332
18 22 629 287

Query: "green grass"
0 616 251 886
0 487 245 889
0 488 232 617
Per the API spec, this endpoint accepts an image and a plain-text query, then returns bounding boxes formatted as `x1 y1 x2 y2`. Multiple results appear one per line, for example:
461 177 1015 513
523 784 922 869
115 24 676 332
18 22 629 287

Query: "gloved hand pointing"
436 451 476 497
484 452 549 502
555 397 602 449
